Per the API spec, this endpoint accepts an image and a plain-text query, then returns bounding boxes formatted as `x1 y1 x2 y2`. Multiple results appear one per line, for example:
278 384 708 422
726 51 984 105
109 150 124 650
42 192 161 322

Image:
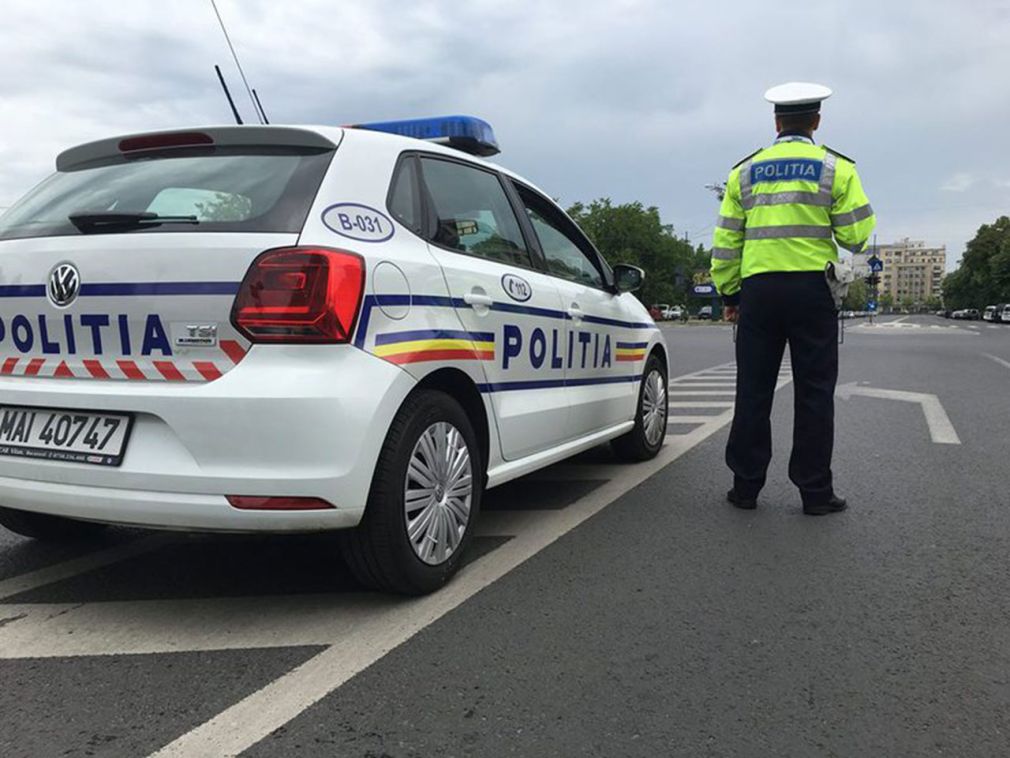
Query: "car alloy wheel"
641 368 667 447
403 421 473 565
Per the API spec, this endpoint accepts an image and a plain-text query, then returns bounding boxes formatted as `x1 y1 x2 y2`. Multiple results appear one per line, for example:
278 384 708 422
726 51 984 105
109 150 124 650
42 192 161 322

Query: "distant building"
864 239 946 304
851 251 872 278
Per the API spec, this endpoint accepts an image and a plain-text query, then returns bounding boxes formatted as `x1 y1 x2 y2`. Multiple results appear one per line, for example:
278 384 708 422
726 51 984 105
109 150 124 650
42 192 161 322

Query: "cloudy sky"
2 0 1009 268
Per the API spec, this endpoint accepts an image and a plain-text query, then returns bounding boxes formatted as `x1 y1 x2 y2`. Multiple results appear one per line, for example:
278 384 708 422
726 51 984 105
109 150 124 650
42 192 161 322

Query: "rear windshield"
0 146 333 241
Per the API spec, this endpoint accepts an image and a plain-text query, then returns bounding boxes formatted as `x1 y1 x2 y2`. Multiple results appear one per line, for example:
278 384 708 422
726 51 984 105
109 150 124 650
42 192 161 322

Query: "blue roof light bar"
350 115 500 157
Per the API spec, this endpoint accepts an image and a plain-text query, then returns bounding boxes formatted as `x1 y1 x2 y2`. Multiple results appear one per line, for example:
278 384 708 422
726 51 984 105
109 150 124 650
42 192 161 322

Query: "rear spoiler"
56 126 339 172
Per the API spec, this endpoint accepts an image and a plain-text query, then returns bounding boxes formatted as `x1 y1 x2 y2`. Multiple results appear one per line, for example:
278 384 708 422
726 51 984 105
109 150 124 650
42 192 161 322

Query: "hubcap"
642 369 667 446
404 421 473 566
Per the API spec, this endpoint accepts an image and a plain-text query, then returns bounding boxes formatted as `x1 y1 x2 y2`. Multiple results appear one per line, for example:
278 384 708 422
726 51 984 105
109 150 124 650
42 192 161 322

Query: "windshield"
0 146 332 241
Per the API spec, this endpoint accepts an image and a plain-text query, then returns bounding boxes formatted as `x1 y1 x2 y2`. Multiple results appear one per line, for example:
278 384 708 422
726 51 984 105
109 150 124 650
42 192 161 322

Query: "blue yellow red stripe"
374 329 495 365
615 340 648 362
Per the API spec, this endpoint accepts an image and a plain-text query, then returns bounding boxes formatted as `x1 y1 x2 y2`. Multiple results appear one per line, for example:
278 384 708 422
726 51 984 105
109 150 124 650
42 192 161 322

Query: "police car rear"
0 119 668 594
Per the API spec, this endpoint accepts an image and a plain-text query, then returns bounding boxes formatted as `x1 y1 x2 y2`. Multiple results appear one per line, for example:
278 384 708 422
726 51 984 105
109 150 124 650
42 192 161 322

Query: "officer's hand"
724 305 739 323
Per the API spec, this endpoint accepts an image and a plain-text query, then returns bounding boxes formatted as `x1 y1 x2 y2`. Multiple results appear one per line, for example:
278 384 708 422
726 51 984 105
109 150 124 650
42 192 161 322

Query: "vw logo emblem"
47 263 81 307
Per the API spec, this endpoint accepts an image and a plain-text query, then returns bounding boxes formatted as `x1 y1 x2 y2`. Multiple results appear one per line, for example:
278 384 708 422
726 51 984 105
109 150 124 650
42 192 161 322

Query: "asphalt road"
2 314 1009 757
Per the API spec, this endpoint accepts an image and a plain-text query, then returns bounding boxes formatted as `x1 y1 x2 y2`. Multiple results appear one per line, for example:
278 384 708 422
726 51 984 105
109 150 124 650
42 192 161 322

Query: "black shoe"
803 495 847 516
727 489 757 510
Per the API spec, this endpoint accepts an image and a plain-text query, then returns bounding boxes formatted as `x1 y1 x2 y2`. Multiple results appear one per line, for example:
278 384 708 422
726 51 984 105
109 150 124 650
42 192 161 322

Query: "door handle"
567 304 584 322
463 292 494 307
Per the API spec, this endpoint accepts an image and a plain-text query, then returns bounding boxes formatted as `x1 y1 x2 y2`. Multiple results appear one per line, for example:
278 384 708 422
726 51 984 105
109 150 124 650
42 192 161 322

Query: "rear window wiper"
68 211 200 233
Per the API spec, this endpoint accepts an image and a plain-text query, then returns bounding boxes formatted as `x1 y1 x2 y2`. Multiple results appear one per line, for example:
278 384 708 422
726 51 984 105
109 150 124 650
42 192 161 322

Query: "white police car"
0 116 669 594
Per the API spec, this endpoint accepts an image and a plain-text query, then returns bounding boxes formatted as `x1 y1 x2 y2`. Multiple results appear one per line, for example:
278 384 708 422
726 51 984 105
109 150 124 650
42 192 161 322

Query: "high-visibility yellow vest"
710 136 875 300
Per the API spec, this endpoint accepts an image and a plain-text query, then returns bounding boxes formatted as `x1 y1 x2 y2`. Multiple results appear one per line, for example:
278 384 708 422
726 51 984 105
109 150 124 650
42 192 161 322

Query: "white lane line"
667 391 736 396
667 415 731 424
984 353 1010 370
0 535 168 602
668 401 734 408
149 368 793 758
669 381 737 387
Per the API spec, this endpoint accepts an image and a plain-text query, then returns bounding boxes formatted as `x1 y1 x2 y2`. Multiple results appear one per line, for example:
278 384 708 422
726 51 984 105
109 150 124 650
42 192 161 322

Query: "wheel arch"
648 340 669 378
411 367 491 478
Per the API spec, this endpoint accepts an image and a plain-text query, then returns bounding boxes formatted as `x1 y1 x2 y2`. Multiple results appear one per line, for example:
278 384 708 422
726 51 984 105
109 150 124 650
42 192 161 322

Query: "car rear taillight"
227 495 335 511
231 247 365 343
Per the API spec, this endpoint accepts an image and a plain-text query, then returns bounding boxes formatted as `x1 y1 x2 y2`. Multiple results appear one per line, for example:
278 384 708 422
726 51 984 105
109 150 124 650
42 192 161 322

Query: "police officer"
710 82 875 515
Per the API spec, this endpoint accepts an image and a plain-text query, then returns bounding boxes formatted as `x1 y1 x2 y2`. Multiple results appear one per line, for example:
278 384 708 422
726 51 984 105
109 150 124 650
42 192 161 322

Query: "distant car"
999 304 1010 324
935 310 946 317
965 308 981 320
651 304 671 320
648 305 663 321
697 305 713 320
983 305 998 322
665 306 684 320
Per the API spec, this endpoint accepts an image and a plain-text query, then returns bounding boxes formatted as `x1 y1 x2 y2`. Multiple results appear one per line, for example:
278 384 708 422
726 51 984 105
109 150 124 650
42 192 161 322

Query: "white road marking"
0 360 791 756
146 393 781 758
666 415 731 424
836 382 961 445
669 381 738 387
667 390 736 396
668 401 735 408
983 353 1010 370
0 535 168 602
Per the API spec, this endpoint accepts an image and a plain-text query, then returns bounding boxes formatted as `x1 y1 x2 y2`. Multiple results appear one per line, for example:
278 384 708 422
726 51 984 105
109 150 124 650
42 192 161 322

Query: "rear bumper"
0 345 416 532
0 475 364 532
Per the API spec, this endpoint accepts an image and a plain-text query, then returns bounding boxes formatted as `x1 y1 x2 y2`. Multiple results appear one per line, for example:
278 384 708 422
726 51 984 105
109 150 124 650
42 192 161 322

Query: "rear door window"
418 157 532 268
0 146 332 240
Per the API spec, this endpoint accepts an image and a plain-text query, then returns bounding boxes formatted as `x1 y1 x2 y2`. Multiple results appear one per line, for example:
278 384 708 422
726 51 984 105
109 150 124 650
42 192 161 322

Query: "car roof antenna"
214 64 244 125
209 0 264 124
252 89 270 125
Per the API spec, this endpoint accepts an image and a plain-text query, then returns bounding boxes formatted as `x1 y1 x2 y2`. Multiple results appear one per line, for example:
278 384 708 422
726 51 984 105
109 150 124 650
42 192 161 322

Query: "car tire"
341 389 483 595
0 507 108 542
612 353 668 462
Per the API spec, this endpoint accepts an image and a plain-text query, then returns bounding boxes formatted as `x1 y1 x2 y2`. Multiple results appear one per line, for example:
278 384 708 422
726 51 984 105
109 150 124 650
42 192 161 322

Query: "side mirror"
613 263 645 293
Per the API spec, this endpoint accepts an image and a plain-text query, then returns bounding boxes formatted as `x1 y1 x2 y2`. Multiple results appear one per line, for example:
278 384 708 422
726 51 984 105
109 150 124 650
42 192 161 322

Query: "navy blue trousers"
726 271 838 506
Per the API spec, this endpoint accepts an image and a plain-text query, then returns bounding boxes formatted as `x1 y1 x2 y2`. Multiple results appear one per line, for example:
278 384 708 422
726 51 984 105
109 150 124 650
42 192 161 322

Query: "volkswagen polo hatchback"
0 117 669 593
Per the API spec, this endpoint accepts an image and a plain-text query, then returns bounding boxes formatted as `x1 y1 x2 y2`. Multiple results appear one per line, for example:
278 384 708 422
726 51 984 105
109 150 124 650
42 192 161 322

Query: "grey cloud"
2 0 1009 263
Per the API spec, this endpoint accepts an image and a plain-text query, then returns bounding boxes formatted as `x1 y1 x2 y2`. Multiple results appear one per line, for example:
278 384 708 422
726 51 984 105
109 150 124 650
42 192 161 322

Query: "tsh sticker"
322 203 395 242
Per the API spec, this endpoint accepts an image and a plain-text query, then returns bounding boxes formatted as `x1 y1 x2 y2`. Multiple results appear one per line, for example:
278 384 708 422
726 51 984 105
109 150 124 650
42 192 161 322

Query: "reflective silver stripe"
716 215 745 231
750 191 832 208
711 247 742 260
819 152 837 203
744 225 832 240
830 203 874 226
836 239 865 253
738 159 754 210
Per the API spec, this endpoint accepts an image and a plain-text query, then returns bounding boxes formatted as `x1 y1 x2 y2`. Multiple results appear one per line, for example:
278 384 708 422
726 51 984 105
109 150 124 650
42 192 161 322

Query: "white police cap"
764 82 832 115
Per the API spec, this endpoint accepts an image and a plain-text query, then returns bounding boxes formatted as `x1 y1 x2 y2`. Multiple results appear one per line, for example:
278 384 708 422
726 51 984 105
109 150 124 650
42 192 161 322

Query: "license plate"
0 405 133 466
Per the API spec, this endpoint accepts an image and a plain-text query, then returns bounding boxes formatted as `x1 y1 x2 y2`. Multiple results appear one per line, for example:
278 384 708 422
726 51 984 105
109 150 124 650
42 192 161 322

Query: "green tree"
566 199 699 307
942 215 1010 309
842 278 868 311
